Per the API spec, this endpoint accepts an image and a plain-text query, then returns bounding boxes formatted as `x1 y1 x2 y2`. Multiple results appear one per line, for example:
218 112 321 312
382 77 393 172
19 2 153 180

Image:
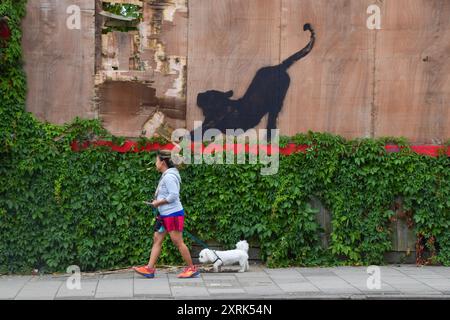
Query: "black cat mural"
191 23 316 140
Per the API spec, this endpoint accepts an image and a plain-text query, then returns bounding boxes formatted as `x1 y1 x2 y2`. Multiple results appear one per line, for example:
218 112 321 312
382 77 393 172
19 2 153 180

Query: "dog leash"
145 203 223 264
182 228 223 265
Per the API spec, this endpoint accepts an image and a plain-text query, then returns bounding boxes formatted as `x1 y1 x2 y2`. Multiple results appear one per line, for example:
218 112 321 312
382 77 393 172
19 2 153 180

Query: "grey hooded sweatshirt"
155 167 183 216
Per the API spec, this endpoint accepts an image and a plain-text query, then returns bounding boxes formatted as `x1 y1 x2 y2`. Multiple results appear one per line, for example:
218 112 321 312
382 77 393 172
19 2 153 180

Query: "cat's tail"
281 23 315 69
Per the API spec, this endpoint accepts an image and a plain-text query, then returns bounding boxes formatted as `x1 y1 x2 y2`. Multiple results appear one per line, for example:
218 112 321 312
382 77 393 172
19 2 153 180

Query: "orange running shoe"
177 265 200 278
133 265 155 278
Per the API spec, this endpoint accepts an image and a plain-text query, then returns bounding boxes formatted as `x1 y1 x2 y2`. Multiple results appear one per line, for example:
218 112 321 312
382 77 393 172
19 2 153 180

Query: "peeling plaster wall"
96 0 188 137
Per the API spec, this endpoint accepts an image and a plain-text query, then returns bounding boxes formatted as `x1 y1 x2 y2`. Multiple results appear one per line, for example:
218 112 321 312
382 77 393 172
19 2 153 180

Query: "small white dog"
198 240 250 273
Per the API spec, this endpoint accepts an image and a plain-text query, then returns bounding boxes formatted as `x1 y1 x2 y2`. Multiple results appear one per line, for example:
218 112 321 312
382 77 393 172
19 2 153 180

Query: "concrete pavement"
2 264 450 300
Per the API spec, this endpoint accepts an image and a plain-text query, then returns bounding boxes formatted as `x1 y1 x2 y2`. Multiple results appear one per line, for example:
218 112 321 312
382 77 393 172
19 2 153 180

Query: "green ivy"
1 1 450 274
101 2 142 33
103 3 142 20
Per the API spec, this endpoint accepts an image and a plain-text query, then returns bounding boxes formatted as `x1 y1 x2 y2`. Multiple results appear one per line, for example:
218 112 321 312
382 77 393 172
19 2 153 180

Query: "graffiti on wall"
191 23 315 139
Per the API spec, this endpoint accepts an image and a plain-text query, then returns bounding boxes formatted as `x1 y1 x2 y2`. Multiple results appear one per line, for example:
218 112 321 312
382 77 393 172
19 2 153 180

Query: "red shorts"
160 215 184 232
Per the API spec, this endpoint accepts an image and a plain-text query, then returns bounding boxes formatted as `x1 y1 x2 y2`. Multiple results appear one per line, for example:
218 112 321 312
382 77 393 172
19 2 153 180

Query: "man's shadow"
191 23 316 140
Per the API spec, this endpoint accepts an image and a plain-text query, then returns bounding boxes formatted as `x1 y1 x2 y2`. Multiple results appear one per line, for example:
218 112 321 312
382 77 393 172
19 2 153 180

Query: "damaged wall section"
96 0 188 138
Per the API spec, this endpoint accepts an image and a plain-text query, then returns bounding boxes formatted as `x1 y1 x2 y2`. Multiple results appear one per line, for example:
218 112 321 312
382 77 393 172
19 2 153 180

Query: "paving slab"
201 274 237 280
102 272 134 279
207 288 247 295
389 283 442 294
264 269 307 284
55 280 98 299
410 274 448 280
0 276 31 300
171 284 210 298
237 277 277 287
271 277 308 284
242 286 284 296
235 272 271 278
420 282 450 292
134 277 171 298
202 280 239 289
332 268 369 276
336 275 380 289
381 277 425 285
277 282 321 293
298 271 337 277
95 278 133 299
263 268 302 276
15 277 63 300
305 276 361 294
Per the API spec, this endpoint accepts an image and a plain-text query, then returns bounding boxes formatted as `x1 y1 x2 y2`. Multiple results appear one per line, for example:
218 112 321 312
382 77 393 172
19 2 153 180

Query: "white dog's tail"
236 240 249 253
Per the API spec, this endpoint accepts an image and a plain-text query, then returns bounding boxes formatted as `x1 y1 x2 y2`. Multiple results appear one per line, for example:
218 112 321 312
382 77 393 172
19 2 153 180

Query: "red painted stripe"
71 140 450 157
385 145 450 157
0 20 11 41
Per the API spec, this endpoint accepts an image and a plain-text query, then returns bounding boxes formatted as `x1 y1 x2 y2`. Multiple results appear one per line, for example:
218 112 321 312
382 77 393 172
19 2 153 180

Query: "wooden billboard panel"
21 0 450 143
279 0 374 138
375 0 450 143
187 0 450 143
22 0 96 124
